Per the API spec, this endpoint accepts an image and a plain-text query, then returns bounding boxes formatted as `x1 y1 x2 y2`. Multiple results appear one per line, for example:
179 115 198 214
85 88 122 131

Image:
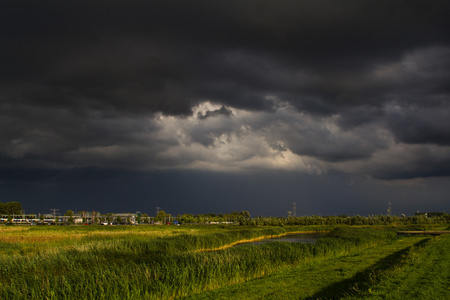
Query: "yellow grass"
0 225 204 244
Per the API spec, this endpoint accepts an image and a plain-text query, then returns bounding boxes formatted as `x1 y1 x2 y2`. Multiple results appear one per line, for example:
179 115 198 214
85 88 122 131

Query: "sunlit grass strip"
0 225 204 244
0 235 77 243
196 231 329 252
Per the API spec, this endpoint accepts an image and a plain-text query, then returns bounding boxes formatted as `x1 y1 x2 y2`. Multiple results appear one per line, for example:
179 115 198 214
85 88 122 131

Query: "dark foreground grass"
188 234 449 299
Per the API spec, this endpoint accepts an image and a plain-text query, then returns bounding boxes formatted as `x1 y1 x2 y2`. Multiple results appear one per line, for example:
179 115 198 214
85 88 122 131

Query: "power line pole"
292 202 297 217
155 207 161 216
387 202 392 216
50 208 59 218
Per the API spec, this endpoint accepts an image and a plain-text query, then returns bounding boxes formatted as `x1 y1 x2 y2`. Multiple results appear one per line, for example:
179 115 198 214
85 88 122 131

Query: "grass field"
0 224 448 299
190 235 450 299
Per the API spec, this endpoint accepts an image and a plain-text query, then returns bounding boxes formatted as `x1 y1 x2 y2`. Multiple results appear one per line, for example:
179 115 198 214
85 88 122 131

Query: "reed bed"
0 225 193 241
0 226 397 299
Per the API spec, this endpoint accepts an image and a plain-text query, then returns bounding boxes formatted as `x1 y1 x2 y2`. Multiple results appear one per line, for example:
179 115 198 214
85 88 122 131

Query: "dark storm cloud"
1 0 450 183
385 104 450 146
2 1 450 114
370 147 450 180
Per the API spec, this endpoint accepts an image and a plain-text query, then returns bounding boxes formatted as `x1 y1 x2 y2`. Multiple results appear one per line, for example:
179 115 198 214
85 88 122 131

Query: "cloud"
385 103 450 146
334 143 450 180
2 99 449 181
1 1 450 184
2 1 450 116
197 105 233 120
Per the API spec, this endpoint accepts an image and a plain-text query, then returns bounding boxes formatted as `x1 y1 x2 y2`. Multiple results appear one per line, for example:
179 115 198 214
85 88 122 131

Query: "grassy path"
185 235 448 299
348 234 450 299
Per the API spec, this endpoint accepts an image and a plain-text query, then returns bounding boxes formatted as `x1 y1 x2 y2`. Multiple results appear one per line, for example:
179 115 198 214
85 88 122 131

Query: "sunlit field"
1 224 448 299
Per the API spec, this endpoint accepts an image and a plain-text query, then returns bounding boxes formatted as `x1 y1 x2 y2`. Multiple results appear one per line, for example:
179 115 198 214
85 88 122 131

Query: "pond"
236 232 325 247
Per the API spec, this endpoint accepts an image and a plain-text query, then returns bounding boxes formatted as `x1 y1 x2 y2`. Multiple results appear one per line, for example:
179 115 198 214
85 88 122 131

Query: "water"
237 232 325 247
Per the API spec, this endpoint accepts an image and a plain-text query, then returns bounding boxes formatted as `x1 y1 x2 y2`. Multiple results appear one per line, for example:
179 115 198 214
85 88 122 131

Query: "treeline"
237 214 450 226
178 211 251 224
175 213 449 226
0 201 23 215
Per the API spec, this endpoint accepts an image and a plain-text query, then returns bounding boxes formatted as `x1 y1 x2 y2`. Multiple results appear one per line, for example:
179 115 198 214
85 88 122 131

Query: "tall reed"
0 226 397 299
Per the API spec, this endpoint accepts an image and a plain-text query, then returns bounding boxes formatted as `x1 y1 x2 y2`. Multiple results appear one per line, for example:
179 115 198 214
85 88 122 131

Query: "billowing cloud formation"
1 1 450 183
2 100 450 181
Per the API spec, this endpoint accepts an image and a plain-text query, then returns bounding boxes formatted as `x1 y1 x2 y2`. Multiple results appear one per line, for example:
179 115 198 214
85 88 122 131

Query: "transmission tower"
155 207 161 216
292 202 297 217
387 202 392 216
50 208 59 217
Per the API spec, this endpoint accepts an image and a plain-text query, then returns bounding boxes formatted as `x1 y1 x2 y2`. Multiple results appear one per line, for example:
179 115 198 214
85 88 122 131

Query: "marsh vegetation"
0 224 448 299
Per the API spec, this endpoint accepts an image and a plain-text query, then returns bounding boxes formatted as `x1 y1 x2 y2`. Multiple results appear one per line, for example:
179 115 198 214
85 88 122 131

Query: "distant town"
0 200 251 225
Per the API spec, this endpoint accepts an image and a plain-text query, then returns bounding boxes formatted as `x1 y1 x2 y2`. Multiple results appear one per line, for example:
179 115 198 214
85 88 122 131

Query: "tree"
142 213 149 224
64 210 74 216
241 211 251 219
155 210 166 223
1 201 22 215
181 214 195 224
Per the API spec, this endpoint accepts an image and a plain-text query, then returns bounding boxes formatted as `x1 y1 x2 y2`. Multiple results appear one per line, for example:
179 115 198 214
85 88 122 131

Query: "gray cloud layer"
1 1 450 181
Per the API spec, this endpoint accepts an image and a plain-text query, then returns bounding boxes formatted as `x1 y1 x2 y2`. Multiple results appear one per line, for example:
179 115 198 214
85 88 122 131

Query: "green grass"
187 234 450 299
0 225 448 299
350 234 450 299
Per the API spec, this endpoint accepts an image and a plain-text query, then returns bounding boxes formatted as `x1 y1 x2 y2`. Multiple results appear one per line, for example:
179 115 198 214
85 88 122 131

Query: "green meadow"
0 224 448 299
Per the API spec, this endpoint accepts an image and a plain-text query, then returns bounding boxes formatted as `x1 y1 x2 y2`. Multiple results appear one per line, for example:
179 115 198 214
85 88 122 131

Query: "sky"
1 1 450 217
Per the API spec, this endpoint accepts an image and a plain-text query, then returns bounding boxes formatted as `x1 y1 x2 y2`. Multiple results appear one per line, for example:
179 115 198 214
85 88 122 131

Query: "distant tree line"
175 212 450 226
0 201 23 215
178 211 251 224
236 214 450 226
